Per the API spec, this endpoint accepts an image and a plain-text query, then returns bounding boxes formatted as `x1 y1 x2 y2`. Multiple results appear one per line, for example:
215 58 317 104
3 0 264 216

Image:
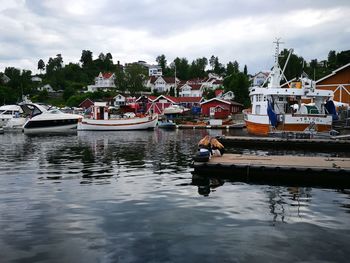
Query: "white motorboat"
0 105 22 127
20 103 82 133
243 40 334 136
78 102 158 131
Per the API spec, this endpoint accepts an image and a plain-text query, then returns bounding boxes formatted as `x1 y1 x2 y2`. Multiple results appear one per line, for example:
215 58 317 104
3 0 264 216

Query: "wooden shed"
316 63 350 104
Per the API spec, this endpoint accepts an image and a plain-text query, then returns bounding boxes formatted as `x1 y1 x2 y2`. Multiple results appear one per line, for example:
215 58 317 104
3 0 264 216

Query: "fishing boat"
77 102 158 131
243 40 335 136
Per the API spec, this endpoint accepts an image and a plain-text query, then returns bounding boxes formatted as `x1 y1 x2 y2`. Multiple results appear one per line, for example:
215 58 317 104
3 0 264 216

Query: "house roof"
149 76 158 84
316 63 350 83
179 83 203 91
79 98 94 107
135 95 158 102
213 80 223 85
200 97 243 106
163 77 178 84
102 72 114 79
215 89 224 97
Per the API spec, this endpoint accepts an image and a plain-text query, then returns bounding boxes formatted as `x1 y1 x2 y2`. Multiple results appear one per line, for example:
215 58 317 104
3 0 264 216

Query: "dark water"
0 129 349 263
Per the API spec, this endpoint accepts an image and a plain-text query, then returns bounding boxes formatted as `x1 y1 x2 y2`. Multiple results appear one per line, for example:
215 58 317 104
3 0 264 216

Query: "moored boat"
78 102 158 131
20 103 82 133
0 105 22 127
243 40 335 136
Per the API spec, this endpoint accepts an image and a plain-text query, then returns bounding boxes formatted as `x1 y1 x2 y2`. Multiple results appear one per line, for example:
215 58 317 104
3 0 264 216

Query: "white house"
113 94 126 106
31 76 42 82
37 84 54 92
147 76 180 93
221 91 235 101
252 71 270 86
87 72 116 92
148 65 162 77
179 84 203 97
188 75 223 90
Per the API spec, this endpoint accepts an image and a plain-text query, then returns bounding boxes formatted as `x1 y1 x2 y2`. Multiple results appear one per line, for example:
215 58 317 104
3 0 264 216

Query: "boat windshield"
48 109 63 114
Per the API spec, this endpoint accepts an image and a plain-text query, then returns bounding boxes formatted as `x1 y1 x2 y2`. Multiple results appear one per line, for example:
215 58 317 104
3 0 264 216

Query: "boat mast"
268 38 284 88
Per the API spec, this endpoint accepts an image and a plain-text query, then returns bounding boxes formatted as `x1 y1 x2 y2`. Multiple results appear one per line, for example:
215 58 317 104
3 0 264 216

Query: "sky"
0 0 349 75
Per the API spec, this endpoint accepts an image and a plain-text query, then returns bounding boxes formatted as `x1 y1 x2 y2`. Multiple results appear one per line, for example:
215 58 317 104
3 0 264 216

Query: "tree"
243 65 248 75
189 57 208 79
172 57 189 80
224 72 250 107
80 50 93 68
279 49 304 81
226 62 235 76
156 54 167 73
37 59 45 73
124 63 148 94
213 57 224 75
233 60 239 74
327 50 337 69
46 54 64 76
169 86 175 97
209 55 216 70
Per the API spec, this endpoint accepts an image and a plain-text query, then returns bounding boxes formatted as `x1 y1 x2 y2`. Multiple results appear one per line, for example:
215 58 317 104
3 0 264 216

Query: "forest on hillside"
0 49 349 108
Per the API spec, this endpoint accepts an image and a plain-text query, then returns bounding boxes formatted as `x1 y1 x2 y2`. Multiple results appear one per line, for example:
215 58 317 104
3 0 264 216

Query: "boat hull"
23 120 79 134
77 115 158 131
244 113 333 136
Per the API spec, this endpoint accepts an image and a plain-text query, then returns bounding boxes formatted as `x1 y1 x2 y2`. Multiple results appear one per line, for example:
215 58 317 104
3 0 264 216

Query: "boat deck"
193 154 350 187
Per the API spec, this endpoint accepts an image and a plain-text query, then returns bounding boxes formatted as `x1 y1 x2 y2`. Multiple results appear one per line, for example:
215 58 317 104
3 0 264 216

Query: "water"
0 129 349 263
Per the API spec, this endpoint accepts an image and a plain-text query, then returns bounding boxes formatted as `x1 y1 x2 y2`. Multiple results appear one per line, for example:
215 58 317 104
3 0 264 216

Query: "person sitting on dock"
197 135 212 159
210 137 225 157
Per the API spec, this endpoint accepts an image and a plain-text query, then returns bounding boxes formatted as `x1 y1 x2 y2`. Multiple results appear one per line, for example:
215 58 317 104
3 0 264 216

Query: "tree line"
1 49 349 108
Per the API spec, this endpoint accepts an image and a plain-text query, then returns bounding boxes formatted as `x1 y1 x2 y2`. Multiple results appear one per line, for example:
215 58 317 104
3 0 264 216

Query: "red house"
79 98 94 109
200 98 243 117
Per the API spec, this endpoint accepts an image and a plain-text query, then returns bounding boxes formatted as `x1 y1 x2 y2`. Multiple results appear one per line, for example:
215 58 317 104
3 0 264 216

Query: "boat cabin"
91 102 109 120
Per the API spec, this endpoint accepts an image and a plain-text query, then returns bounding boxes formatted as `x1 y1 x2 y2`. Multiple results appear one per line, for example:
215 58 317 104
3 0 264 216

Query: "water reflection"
1 130 350 262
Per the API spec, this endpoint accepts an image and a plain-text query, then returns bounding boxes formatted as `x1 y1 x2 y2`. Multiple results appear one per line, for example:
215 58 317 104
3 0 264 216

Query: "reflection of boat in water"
20 103 82 133
243 40 335 136
78 102 158 131
157 119 176 129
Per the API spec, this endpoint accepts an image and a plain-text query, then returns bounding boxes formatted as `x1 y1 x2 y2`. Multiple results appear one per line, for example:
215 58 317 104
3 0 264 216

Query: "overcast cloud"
0 0 349 74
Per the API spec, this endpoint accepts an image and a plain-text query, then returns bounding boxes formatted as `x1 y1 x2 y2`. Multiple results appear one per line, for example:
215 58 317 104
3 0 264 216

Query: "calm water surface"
0 129 349 263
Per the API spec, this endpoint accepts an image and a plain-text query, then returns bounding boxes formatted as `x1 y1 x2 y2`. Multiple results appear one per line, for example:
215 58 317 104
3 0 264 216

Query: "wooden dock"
193 154 350 187
176 123 245 129
219 136 350 152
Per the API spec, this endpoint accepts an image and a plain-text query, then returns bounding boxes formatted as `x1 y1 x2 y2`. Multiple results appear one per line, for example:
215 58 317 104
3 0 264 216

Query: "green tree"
209 55 216 70
156 54 167 73
37 59 45 73
189 57 208 79
224 72 250 107
80 50 93 68
243 65 248 75
172 57 189 80
327 50 337 69
124 63 148 94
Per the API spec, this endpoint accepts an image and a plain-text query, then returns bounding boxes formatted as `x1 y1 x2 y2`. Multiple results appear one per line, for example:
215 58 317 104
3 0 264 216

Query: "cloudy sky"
0 0 349 74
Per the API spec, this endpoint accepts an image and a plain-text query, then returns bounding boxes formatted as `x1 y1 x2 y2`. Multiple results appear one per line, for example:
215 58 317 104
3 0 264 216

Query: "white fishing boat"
20 103 82 133
77 102 158 131
243 40 335 136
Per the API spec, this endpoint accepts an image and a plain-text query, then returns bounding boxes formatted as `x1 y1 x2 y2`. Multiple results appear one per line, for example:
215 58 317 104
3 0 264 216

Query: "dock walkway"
219 136 350 151
193 154 350 187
